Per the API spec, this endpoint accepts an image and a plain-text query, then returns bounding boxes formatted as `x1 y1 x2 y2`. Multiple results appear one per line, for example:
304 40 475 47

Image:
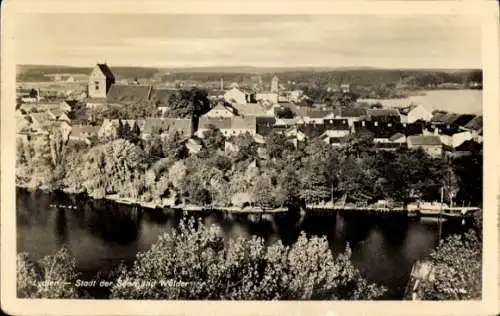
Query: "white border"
1 1 498 315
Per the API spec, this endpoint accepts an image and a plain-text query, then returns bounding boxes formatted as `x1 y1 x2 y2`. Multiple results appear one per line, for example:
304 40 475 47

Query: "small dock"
306 203 480 219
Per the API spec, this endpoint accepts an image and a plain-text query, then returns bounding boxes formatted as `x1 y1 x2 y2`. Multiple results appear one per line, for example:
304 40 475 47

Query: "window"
95 81 100 90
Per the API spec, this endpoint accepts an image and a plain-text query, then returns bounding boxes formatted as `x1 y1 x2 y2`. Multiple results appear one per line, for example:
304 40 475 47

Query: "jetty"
306 202 480 219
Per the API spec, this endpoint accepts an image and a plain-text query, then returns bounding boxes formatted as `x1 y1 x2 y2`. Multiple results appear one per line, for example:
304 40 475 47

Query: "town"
13 9 486 304
16 63 483 214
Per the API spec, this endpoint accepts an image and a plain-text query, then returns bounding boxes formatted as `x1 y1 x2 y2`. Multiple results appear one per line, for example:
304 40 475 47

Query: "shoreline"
16 184 480 218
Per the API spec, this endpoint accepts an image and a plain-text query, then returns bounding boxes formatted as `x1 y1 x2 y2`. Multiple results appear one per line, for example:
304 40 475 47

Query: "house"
224 87 248 104
336 107 368 128
302 109 332 124
141 118 193 139
453 140 482 156
69 124 99 145
340 84 350 93
297 122 326 138
231 103 273 117
88 63 116 99
367 109 401 123
399 104 432 123
30 112 53 131
203 102 236 118
98 119 143 140
151 88 177 115
197 117 257 138
323 119 350 138
106 84 153 105
462 115 482 142
60 100 77 112
47 108 71 123
407 135 443 158
354 121 405 142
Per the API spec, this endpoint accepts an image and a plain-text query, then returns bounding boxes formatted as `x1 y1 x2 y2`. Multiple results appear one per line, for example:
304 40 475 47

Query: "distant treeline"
17 65 482 89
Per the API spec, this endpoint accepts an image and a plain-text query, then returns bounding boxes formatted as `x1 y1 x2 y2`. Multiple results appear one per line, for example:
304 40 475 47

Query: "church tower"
88 63 115 99
271 75 279 93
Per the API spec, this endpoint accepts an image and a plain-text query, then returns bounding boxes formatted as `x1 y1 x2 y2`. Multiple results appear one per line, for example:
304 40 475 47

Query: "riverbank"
16 184 289 213
17 184 480 220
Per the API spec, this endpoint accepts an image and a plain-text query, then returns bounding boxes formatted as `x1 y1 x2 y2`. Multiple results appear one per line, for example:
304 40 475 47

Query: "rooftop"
106 84 153 104
407 135 442 146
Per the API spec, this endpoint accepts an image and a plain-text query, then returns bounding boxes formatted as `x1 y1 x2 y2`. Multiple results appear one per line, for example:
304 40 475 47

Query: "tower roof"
96 63 115 81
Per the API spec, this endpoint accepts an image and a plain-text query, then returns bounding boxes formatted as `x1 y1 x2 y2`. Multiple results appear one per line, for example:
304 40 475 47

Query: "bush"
110 217 387 300
420 230 482 300
17 248 80 298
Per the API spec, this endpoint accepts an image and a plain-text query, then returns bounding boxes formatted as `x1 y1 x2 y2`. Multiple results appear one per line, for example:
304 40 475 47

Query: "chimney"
220 78 224 90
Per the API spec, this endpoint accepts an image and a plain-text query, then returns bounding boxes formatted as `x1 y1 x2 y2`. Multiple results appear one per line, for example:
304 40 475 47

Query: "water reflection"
16 188 469 299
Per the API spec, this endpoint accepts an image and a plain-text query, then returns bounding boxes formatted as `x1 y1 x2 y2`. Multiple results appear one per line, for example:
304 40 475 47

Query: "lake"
16 189 475 299
358 89 482 114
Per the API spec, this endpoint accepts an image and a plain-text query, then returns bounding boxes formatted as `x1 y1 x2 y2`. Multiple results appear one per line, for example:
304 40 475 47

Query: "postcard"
1 0 499 315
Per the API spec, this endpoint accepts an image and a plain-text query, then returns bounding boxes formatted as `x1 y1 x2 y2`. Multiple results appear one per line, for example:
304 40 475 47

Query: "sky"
14 14 482 69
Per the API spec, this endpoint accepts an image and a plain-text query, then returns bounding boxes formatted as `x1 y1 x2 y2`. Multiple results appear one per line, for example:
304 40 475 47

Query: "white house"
399 104 432 123
203 102 236 118
224 87 247 104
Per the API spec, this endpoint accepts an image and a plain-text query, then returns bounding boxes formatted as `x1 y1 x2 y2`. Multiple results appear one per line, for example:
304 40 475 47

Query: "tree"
251 174 276 208
201 125 225 152
164 87 210 119
420 231 481 300
110 218 387 300
162 131 188 160
17 248 80 298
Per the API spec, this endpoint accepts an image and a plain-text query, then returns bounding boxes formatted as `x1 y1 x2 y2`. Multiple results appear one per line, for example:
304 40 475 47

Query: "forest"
17 65 482 91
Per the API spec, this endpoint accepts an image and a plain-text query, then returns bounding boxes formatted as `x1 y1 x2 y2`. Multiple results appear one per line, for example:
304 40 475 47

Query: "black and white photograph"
1 1 499 315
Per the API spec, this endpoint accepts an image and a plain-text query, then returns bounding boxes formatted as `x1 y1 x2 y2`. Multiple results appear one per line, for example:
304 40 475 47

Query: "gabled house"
224 87 248 104
69 124 99 145
203 102 236 118
462 115 483 142
335 107 368 128
30 112 53 131
367 109 401 124
141 118 193 140
47 108 71 123
399 104 432 123
407 135 443 158
323 118 350 138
